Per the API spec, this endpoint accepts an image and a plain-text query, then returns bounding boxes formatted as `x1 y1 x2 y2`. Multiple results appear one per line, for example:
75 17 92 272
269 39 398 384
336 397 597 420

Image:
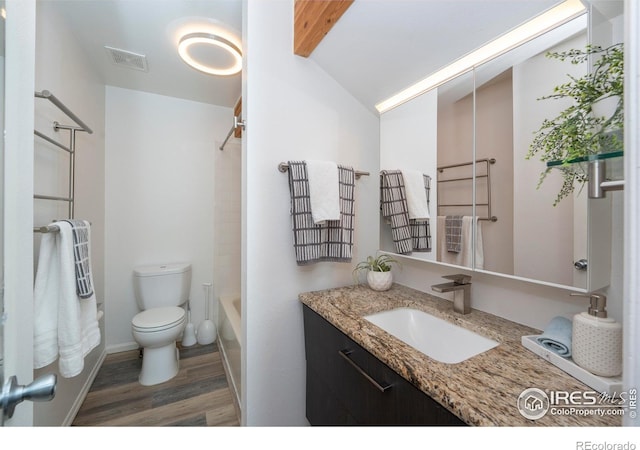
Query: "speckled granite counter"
299 283 622 426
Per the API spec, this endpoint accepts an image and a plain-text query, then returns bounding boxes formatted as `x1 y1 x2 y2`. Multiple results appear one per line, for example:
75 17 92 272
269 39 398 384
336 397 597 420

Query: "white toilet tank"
133 263 192 310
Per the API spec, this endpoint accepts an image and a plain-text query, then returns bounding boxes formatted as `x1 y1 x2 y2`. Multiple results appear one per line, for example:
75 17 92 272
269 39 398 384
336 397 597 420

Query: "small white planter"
367 271 393 291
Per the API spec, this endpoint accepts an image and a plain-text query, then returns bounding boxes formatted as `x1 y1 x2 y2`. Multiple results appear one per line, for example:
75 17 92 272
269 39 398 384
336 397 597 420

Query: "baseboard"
62 348 107 426
106 341 139 354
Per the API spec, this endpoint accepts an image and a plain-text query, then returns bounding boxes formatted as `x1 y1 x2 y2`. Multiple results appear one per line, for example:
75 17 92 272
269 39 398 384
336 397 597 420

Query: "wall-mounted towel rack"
33 224 60 234
219 115 245 151
34 90 93 229
437 158 497 222
278 162 370 179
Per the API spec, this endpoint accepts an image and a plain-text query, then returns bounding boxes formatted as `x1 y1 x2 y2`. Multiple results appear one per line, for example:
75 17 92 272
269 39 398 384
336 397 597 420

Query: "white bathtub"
218 295 241 413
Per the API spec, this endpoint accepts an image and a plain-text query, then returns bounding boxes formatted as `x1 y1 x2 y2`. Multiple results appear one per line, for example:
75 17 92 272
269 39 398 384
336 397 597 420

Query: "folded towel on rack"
34 221 101 378
287 161 355 265
437 216 483 268
401 169 430 221
305 160 341 224
445 215 463 253
61 219 94 299
536 316 572 358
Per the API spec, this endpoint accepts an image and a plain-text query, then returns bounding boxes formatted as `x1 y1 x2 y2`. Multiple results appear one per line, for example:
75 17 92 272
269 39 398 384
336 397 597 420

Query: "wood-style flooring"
72 342 240 426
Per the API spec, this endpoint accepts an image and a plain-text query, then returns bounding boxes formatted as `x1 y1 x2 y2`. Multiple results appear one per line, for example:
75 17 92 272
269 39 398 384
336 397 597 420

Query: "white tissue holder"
521 335 622 395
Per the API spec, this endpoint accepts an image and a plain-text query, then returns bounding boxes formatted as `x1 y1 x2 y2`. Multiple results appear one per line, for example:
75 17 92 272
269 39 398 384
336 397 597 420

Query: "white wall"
33 1 106 426
104 86 232 351
243 0 380 425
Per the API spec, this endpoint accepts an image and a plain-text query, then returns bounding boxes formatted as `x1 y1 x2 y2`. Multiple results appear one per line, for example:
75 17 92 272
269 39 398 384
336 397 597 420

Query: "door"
0 0 6 427
0 0 55 426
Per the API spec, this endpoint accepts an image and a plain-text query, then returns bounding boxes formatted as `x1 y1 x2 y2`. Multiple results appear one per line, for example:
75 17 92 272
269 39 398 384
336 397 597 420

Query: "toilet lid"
132 306 185 331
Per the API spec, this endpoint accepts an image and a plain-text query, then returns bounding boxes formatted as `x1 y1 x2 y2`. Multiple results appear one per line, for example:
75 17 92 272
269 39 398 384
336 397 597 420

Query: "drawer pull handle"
338 349 391 393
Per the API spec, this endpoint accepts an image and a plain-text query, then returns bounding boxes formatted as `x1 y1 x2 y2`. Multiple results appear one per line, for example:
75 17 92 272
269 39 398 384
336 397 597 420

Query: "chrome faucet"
431 274 472 314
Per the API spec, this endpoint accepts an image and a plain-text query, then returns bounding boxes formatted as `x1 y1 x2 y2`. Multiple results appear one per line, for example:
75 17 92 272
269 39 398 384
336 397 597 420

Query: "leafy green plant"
352 254 400 284
526 43 624 206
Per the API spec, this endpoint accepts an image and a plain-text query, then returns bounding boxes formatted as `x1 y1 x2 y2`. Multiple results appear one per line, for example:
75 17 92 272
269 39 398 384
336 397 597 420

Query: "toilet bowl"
131 263 192 386
132 306 186 386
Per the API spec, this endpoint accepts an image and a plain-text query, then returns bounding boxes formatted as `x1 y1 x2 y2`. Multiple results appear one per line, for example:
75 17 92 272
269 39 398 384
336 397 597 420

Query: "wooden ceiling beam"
294 0 354 57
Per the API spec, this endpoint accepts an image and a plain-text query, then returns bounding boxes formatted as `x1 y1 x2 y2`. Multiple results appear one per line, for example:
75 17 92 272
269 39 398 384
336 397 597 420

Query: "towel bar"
278 162 369 179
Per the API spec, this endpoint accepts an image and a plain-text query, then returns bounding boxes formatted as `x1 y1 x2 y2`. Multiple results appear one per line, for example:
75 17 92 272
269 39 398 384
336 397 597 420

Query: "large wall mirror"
380 3 623 292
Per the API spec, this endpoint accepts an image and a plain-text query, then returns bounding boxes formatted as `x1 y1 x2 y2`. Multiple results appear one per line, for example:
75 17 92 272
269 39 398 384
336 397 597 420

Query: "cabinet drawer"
303 305 465 426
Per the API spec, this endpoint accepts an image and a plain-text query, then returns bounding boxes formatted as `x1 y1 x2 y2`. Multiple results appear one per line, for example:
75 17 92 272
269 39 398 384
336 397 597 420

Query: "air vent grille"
104 46 148 72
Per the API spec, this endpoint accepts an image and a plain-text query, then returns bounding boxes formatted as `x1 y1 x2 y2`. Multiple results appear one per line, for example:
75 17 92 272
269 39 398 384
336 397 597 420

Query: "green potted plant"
526 42 624 206
353 254 400 291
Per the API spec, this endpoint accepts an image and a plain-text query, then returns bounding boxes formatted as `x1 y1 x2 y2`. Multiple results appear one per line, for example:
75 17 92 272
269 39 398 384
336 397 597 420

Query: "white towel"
305 160 341 224
34 221 101 378
401 169 430 220
436 216 483 269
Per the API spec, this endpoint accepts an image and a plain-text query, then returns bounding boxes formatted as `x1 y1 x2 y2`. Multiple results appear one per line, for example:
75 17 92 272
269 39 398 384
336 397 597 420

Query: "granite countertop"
299 283 622 426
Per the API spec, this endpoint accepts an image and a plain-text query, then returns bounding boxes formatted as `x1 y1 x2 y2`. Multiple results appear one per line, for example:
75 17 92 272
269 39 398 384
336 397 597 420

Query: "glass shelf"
546 150 623 168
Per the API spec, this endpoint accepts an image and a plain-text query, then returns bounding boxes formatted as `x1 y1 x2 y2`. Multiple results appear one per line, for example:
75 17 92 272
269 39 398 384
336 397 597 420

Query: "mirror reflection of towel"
437 216 483 269
445 215 463 253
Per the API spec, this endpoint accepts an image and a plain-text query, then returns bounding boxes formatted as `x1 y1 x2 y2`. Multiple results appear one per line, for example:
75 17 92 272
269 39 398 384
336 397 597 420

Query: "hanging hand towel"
380 170 413 255
401 169 430 221
445 215 463 253
62 219 94 298
34 221 101 378
305 160 341 224
437 216 483 269
33 229 61 369
288 161 355 265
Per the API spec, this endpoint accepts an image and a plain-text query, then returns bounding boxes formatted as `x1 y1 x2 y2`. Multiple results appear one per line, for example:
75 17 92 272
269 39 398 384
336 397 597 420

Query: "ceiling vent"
104 46 149 72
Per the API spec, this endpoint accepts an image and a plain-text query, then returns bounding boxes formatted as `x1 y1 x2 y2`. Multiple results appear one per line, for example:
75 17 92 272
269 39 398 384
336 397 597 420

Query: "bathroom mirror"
380 11 616 291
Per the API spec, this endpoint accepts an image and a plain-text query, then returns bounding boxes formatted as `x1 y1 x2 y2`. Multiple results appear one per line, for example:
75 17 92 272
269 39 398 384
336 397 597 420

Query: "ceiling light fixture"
178 32 242 76
375 0 586 114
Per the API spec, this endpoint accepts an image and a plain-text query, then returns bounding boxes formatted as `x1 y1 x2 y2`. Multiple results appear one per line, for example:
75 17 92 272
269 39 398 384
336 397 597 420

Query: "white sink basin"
364 308 499 364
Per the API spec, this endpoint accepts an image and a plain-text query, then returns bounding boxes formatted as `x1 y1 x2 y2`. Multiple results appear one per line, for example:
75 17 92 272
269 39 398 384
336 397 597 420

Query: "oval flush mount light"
178 32 242 76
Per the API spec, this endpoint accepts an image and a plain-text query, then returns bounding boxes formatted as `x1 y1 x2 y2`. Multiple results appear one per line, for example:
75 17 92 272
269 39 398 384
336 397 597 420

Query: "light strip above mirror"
375 0 587 114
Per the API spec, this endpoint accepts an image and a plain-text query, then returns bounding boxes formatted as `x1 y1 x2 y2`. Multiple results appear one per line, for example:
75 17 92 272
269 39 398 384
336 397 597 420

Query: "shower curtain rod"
219 115 245 151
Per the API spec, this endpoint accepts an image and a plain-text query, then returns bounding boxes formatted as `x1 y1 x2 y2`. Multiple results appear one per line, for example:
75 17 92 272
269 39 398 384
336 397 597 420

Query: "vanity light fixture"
375 0 586 114
178 32 242 76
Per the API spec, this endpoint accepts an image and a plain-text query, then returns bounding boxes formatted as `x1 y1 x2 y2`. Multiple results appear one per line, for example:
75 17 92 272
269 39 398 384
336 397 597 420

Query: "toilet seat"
132 306 185 333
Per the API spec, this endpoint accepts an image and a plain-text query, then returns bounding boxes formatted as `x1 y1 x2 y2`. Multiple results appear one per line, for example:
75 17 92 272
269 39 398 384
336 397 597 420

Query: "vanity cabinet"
302 305 465 426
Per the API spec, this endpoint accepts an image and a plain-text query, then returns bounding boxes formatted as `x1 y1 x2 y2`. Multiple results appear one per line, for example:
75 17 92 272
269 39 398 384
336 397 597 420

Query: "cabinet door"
303 305 465 426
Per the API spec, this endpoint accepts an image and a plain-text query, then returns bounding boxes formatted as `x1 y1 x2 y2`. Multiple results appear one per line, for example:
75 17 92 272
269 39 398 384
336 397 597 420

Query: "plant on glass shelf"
526 42 623 206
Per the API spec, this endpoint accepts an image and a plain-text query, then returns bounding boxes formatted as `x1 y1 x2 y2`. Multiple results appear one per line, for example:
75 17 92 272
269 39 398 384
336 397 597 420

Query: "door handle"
1 373 57 419
574 259 588 271
338 349 391 393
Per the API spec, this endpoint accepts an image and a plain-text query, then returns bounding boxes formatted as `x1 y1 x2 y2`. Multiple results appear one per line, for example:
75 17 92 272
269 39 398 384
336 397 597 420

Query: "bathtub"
218 295 241 415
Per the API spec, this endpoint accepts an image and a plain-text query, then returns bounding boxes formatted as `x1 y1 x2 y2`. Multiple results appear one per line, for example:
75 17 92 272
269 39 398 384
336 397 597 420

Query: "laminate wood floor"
72 342 240 427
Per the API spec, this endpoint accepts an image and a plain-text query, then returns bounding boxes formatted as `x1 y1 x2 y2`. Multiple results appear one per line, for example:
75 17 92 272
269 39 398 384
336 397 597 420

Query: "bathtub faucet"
431 274 471 315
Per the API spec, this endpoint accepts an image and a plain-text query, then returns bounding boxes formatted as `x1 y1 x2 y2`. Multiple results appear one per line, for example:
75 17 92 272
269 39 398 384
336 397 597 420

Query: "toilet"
132 263 191 386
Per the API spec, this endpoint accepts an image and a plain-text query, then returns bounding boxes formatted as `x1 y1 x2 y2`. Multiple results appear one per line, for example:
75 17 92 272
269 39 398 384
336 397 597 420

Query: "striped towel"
61 219 94 298
445 215 463 253
380 171 431 254
380 170 413 254
410 174 431 252
287 161 355 265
